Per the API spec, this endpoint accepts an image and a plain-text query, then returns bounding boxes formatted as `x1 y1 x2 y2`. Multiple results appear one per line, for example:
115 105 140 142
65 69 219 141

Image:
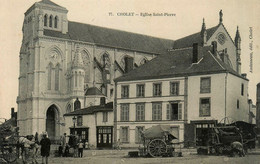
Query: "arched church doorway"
46 105 59 141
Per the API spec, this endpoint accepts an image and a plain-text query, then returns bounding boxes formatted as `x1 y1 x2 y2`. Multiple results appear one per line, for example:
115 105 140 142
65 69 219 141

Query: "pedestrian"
40 132 51 164
58 144 63 157
73 135 79 158
78 139 84 157
64 144 70 157
116 139 121 150
231 141 245 157
61 133 67 155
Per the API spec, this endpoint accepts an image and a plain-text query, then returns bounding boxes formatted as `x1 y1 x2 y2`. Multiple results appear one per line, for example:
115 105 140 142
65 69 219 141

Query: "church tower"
235 26 241 74
17 0 69 138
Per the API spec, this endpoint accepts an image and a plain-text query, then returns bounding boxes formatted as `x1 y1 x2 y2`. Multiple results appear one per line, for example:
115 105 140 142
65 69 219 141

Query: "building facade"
17 0 173 139
64 100 114 148
114 13 249 147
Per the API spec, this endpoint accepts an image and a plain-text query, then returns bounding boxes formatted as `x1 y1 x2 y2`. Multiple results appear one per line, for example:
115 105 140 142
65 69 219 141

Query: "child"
64 144 70 157
78 139 84 158
58 144 63 157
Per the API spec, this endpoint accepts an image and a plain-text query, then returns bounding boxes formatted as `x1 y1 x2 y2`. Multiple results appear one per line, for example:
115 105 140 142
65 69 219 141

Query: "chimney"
192 43 199 63
100 97 106 107
125 57 134 73
211 41 217 55
11 108 14 118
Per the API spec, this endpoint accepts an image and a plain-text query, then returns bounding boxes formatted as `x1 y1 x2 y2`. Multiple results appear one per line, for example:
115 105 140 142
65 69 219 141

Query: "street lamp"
72 116 77 135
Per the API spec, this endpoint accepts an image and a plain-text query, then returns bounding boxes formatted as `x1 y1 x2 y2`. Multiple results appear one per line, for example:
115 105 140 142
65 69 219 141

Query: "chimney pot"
11 108 14 118
100 97 106 106
124 57 134 73
211 41 218 55
192 43 199 63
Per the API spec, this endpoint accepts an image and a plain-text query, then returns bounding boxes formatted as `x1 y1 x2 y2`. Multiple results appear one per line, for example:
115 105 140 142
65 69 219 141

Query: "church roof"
25 0 67 15
115 46 245 82
172 25 219 49
85 87 104 96
44 21 174 55
39 0 62 7
64 102 113 116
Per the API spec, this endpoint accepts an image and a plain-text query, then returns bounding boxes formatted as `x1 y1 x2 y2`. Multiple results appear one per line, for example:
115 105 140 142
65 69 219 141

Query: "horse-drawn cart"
139 125 178 157
0 124 19 163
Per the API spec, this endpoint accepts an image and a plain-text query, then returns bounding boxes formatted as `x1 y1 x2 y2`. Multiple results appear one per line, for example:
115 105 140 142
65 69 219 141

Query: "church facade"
17 0 174 139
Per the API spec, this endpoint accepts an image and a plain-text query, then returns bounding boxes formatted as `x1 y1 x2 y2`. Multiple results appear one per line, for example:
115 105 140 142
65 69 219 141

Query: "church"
17 0 173 139
17 0 248 145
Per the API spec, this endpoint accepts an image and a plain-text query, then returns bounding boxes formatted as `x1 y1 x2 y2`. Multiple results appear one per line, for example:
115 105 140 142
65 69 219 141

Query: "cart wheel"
147 139 167 157
2 146 17 163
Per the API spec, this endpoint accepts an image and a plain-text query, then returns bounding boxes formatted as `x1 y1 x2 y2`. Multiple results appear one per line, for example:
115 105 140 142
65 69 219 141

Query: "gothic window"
49 15 53 27
81 50 91 83
47 63 53 90
44 14 48 26
66 104 71 113
55 64 60 91
54 16 58 28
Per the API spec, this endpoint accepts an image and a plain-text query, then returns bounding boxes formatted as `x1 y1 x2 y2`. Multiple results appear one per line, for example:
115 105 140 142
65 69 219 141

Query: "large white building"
114 13 249 147
17 0 173 139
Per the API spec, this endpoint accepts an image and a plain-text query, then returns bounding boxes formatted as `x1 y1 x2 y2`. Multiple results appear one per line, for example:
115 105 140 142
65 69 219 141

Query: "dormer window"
49 15 53 27
54 16 58 28
44 14 48 27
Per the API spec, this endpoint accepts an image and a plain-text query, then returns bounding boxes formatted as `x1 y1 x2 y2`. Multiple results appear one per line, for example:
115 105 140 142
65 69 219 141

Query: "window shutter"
135 127 138 143
166 104 170 120
119 127 122 141
178 103 182 120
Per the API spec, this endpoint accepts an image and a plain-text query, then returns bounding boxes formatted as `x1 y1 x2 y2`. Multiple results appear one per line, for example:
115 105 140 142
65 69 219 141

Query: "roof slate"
114 46 243 82
85 87 104 96
39 0 62 7
172 25 219 49
64 102 113 116
43 21 174 54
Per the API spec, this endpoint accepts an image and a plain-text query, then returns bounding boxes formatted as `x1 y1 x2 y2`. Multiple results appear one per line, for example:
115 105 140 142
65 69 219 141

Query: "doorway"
96 126 113 148
46 105 59 141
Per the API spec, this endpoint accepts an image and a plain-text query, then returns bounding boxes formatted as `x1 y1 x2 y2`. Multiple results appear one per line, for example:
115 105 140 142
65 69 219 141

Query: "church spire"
234 26 241 74
235 26 241 47
219 10 223 24
72 44 84 69
200 18 207 46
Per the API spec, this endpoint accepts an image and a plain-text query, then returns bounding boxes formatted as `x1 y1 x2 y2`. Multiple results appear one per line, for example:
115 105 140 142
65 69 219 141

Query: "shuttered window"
152 103 162 120
199 98 210 117
200 77 211 93
135 126 144 143
136 103 145 121
121 104 129 121
178 103 182 120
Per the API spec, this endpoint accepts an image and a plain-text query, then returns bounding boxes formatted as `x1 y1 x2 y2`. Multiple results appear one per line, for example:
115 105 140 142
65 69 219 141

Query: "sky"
0 0 259 120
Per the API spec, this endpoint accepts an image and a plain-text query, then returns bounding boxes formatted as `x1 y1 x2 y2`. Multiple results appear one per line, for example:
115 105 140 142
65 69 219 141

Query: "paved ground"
2 148 260 164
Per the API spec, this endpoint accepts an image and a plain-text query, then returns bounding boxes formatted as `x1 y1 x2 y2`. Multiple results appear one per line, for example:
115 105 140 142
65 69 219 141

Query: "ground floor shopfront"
184 120 218 147
69 126 113 148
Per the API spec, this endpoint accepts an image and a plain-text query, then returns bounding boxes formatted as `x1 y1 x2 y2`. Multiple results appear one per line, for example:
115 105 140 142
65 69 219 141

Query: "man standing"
40 132 51 164
61 133 67 156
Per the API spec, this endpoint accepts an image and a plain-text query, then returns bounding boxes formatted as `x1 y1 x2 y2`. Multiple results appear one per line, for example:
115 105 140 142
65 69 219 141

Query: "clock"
217 33 226 45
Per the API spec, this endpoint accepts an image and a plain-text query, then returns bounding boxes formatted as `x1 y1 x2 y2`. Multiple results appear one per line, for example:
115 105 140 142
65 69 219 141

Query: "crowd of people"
18 132 87 164
58 133 86 158
19 131 51 164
